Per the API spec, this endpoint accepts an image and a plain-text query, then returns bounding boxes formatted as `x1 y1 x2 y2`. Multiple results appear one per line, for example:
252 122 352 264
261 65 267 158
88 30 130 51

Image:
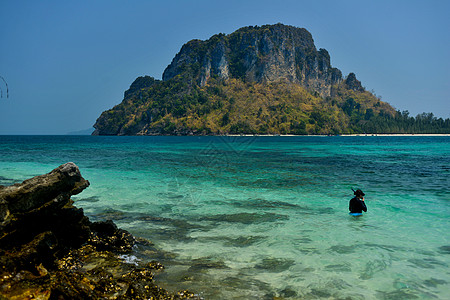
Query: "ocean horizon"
1 135 449 299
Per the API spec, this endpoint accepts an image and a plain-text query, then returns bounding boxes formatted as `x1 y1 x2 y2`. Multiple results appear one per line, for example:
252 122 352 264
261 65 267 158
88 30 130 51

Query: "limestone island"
93 24 449 136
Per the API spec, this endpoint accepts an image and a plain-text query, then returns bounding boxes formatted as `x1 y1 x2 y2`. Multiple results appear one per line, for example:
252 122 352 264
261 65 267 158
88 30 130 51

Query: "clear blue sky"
1 0 449 134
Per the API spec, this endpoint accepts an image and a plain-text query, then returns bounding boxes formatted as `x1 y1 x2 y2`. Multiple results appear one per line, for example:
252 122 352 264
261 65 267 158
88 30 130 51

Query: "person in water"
349 189 367 216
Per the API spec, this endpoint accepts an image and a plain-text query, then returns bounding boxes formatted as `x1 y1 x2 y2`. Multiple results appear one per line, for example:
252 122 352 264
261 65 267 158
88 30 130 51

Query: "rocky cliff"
0 163 195 299
93 24 400 136
163 24 342 97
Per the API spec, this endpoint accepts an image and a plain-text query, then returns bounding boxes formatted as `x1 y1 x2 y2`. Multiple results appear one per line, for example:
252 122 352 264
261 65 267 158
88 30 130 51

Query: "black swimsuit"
349 197 367 214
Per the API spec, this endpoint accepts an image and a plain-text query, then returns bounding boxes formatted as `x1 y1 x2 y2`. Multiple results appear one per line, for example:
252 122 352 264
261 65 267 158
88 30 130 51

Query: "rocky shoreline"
0 162 197 299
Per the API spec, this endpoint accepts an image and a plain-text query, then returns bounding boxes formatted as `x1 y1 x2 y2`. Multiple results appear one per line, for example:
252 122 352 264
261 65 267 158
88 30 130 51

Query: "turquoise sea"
1 135 449 299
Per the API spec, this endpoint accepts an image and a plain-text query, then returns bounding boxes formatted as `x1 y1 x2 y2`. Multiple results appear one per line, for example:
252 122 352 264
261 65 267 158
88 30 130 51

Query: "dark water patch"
133 215 209 242
415 249 436 256
0 175 19 185
324 263 352 272
363 243 405 252
438 245 450 254
376 289 419 299
360 259 391 280
138 215 208 232
423 277 447 288
298 247 320 254
296 237 313 243
407 258 443 269
220 275 272 298
305 279 353 299
188 257 228 272
133 237 179 261
118 202 153 211
418 171 433 177
254 257 295 272
301 266 315 273
314 207 334 214
159 203 181 214
223 235 267 247
231 198 301 210
221 276 259 289
90 208 129 221
157 192 185 200
74 196 100 203
391 279 430 293
152 265 213 298
308 288 333 298
386 205 402 212
276 287 298 298
329 245 357 254
160 266 275 299
266 204 334 216
91 209 209 241
199 212 289 224
325 278 352 290
134 226 194 242
139 215 173 223
192 236 232 246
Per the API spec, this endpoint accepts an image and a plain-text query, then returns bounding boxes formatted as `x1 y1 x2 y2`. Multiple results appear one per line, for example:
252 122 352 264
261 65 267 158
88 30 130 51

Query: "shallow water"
1 135 449 299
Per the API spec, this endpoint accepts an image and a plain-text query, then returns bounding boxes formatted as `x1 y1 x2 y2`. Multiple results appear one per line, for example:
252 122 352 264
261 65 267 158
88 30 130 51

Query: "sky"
0 0 449 134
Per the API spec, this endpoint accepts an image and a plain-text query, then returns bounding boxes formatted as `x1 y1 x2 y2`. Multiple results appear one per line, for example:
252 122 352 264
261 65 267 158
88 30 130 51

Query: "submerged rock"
254 257 295 272
199 212 289 224
438 245 450 254
0 163 197 299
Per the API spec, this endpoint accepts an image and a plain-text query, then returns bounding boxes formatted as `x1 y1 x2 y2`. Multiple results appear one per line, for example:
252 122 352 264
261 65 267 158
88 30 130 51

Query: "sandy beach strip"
224 133 450 137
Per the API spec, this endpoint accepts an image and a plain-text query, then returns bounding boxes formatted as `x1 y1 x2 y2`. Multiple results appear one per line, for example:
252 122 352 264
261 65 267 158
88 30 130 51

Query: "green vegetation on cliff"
93 76 449 135
93 24 449 135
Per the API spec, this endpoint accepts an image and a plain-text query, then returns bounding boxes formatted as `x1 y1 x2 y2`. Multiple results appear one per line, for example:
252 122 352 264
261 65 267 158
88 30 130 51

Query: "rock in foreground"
0 162 196 299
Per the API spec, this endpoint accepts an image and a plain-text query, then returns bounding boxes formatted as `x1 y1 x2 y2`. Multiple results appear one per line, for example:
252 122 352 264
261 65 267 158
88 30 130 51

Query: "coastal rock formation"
93 23 401 136
162 24 342 97
0 163 196 299
345 72 364 92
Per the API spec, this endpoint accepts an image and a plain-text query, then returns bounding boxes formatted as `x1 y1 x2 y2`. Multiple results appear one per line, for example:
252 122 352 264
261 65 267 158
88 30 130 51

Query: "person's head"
354 189 365 198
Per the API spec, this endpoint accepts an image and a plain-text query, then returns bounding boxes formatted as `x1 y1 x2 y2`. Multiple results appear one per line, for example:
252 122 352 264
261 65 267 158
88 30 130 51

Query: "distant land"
93 24 450 136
